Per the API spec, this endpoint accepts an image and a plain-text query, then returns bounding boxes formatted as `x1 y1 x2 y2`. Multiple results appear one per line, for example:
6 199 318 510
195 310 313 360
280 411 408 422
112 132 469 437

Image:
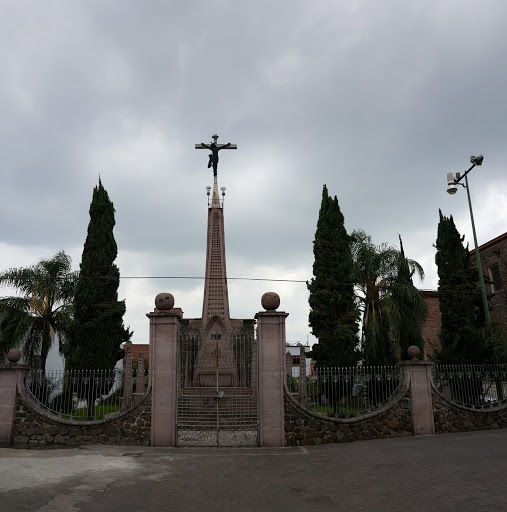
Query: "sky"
1 0 507 350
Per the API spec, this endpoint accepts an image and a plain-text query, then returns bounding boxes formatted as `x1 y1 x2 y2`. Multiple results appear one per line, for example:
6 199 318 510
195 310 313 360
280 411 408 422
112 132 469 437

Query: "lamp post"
446 154 491 332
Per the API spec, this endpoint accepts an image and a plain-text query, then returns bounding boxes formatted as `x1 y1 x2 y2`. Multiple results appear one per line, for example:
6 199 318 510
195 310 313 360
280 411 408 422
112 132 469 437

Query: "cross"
195 134 237 177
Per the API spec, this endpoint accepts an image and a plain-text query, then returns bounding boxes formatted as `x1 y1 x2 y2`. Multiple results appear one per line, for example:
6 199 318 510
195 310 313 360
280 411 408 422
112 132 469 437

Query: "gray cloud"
1 0 506 345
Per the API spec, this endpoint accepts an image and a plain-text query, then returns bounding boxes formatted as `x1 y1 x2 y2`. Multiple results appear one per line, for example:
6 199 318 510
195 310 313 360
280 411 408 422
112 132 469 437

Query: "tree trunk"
40 325 51 374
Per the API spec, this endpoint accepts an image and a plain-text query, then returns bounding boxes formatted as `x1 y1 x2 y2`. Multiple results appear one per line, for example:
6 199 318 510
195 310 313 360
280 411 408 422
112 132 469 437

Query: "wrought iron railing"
287 365 402 418
433 364 507 409
26 369 126 421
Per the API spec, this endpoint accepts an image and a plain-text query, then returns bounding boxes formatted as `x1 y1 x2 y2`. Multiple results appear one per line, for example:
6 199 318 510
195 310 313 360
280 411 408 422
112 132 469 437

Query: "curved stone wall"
432 385 507 434
284 387 413 446
12 386 151 448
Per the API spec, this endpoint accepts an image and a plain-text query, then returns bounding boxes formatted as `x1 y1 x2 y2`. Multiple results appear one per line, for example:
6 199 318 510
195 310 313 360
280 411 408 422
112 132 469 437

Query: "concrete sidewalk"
1 429 506 512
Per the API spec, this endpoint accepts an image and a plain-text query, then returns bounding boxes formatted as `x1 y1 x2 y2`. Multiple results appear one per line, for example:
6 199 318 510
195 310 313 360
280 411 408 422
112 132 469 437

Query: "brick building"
123 344 149 368
121 308 184 369
470 232 507 336
286 342 314 377
420 290 441 359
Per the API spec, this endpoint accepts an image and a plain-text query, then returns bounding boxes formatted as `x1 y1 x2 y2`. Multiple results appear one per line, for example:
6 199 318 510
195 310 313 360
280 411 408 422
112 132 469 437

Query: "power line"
0 274 486 296
82 276 309 283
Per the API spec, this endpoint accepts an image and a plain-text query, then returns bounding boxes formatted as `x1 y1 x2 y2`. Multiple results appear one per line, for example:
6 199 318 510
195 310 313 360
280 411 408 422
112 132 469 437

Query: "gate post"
400 345 435 436
147 293 181 447
255 292 288 447
0 350 29 446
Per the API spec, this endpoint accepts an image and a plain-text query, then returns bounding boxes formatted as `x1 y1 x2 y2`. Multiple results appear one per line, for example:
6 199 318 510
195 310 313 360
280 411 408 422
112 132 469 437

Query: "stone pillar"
255 292 288 447
122 345 133 411
286 350 292 376
0 350 29 446
147 293 180 447
298 346 308 407
401 345 435 436
136 352 145 395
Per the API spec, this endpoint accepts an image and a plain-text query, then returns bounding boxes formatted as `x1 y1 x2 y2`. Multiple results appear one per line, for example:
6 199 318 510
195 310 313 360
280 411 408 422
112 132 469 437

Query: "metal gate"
176 329 258 446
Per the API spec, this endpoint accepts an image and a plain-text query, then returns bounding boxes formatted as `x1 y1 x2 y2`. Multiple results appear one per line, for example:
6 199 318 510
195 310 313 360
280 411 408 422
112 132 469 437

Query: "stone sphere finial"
7 349 21 364
155 292 174 310
407 345 421 360
261 292 280 311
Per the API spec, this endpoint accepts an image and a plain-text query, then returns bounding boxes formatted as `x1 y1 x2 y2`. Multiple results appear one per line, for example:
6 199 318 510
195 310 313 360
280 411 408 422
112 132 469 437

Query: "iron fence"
433 364 507 408
26 369 129 421
287 365 402 418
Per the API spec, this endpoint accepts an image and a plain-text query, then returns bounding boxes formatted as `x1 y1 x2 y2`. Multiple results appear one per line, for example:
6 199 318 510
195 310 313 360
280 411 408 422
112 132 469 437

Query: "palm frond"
0 309 35 360
0 251 75 369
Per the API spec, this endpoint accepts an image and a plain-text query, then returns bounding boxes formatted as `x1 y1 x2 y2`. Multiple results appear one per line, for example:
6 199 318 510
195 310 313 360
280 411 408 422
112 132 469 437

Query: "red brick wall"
124 344 149 368
471 233 507 337
421 291 441 360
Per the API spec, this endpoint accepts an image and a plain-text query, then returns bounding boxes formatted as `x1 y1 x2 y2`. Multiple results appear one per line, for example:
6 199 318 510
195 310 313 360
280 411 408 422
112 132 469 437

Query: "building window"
292 356 300 365
489 264 502 292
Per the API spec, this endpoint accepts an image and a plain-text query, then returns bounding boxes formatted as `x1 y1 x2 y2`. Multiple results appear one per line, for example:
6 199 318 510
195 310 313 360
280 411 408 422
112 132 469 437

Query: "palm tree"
392 236 427 360
0 251 76 372
351 230 425 366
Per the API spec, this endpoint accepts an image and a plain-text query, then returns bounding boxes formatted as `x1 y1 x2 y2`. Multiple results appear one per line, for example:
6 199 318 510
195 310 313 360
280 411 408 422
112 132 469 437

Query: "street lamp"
446 154 491 331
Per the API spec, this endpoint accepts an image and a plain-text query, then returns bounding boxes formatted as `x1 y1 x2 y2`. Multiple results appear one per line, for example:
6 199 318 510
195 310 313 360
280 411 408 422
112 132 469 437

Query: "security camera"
447 181 458 195
446 172 458 194
471 155 484 166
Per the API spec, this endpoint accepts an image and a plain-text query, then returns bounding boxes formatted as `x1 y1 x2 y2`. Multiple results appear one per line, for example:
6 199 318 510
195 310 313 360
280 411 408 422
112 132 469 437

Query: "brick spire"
201 175 231 328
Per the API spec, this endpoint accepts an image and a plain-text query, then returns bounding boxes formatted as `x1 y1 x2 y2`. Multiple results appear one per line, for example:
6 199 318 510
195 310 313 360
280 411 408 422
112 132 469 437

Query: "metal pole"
464 174 492 332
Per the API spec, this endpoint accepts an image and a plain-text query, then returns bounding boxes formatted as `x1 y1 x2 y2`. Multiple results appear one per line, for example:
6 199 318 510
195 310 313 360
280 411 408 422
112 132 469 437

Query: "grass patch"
62 404 119 421
310 403 366 418
311 403 333 415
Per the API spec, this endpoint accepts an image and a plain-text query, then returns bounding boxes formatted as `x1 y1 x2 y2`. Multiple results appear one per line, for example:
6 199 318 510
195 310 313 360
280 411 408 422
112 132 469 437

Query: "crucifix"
195 134 237 177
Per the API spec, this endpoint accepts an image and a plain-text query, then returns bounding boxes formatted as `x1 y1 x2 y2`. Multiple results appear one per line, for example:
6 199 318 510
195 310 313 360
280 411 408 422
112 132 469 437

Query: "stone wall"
12 392 151 448
284 390 413 446
284 378 507 447
432 390 507 434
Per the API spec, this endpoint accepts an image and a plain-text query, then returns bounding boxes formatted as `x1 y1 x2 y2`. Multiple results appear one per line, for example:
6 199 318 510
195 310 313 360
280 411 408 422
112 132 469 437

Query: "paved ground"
0 430 506 512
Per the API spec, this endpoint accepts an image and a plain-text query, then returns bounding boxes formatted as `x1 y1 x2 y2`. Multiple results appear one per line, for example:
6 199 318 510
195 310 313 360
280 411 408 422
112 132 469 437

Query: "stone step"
179 387 255 396
178 395 257 408
178 397 257 405
178 408 257 419
178 407 257 413
178 419 258 428
178 385 258 429
178 409 257 418
178 406 258 427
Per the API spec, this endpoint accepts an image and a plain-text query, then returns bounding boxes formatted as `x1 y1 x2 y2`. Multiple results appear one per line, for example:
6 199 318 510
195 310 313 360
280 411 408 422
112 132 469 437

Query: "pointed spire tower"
201 173 230 328
195 134 237 330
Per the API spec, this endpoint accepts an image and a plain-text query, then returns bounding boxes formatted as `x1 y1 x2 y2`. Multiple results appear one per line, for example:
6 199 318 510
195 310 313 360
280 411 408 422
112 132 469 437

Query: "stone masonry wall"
12 392 151 448
284 390 413 446
432 392 507 434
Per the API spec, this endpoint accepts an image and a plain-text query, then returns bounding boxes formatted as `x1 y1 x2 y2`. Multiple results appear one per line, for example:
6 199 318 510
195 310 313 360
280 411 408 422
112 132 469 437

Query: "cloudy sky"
1 0 507 349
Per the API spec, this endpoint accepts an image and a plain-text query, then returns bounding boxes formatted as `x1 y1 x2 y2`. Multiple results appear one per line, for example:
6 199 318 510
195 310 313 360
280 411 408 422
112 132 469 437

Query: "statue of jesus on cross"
195 134 237 177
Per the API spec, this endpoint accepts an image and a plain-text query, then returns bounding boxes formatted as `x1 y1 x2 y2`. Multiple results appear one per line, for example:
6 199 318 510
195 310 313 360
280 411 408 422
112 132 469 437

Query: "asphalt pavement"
1 429 506 512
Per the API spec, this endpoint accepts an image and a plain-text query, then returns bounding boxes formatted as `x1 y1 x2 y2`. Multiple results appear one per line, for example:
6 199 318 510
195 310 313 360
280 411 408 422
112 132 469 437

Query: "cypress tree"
64 179 131 370
307 185 359 367
434 210 491 363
